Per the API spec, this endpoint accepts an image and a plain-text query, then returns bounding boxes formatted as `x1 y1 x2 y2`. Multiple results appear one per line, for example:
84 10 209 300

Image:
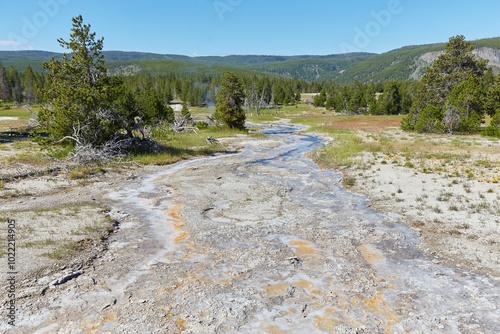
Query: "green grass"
46 144 74 159
345 176 356 186
132 126 249 165
5 151 52 166
0 108 31 117
315 131 365 168
188 106 215 121
21 238 57 248
42 216 116 260
0 105 39 130
247 113 284 123
246 104 310 123
41 241 82 260
68 166 107 179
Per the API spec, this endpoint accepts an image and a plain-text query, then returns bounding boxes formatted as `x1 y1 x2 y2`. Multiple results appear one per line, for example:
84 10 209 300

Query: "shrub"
483 112 500 138
195 121 209 130
414 105 445 133
345 177 356 186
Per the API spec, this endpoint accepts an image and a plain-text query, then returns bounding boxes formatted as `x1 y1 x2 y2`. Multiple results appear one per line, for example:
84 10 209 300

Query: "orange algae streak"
293 279 322 295
84 312 117 333
167 205 183 223
294 279 314 290
265 325 287 334
357 244 384 265
363 291 398 334
175 316 186 332
174 231 188 243
289 240 318 257
264 283 288 296
314 308 338 331
167 204 190 243
357 244 398 332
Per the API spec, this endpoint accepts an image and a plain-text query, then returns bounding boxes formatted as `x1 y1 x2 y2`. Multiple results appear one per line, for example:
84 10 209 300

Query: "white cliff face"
409 51 444 80
418 50 444 64
474 46 500 68
410 47 500 80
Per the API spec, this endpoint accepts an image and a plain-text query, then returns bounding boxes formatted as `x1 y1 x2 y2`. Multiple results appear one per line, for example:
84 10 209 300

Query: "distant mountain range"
1 37 500 84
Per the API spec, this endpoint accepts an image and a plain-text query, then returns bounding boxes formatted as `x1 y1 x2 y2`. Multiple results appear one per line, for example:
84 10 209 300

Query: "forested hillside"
1 37 499 83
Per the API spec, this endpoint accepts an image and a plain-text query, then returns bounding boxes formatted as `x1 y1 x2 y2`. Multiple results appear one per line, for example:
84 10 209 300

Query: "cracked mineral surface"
1 123 498 333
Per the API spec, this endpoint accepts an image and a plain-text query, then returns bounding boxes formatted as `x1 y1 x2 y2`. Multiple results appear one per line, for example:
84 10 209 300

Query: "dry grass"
287 110 500 185
322 115 403 132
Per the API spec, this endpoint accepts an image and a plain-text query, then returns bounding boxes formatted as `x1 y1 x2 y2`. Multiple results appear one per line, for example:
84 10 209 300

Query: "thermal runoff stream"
13 122 499 333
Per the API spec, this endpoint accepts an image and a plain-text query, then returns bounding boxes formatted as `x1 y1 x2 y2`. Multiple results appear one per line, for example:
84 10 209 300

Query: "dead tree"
169 114 198 133
206 136 222 146
444 105 461 134
57 122 127 165
206 116 217 126
133 116 147 139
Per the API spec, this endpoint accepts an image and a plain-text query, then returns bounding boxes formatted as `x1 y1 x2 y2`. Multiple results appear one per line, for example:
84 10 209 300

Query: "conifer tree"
39 15 122 145
215 72 246 129
0 64 10 101
403 35 487 133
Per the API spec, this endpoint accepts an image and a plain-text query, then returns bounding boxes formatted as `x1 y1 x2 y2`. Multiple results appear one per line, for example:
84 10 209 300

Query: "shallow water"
242 124 499 332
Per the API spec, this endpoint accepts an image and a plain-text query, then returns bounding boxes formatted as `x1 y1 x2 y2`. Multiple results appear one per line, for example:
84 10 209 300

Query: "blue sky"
1 0 500 56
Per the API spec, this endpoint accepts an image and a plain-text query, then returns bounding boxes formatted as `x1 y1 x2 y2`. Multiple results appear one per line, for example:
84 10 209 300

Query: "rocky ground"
0 123 498 333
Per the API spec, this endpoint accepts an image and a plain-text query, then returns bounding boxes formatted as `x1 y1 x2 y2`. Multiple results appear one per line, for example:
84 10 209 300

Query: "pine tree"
483 74 500 138
181 103 192 122
0 64 10 101
403 35 487 133
114 89 139 137
6 67 23 102
379 81 402 115
39 15 122 145
215 72 246 129
485 74 500 117
313 89 326 107
22 66 39 104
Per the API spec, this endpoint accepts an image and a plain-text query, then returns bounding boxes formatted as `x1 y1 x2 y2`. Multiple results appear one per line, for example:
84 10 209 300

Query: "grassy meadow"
1 102 498 185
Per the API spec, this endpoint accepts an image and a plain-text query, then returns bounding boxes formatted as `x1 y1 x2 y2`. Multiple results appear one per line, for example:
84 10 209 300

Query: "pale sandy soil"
333 129 500 277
